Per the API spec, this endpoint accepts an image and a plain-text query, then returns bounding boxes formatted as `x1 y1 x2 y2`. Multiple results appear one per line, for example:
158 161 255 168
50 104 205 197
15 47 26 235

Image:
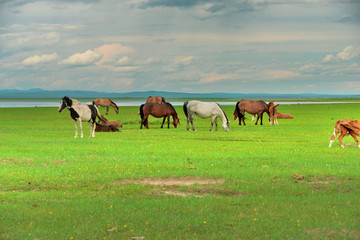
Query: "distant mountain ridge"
0 88 359 99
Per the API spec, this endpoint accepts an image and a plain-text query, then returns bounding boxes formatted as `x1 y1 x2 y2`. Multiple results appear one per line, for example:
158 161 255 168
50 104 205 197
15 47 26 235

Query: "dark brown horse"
234 100 273 125
146 96 166 104
93 98 119 115
139 103 179 129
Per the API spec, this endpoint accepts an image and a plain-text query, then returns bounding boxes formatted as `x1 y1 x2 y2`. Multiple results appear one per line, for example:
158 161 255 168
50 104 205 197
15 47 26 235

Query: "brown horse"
99 115 123 128
268 102 294 125
146 96 166 104
139 103 179 129
93 98 119 115
268 102 280 125
234 100 273 125
329 119 360 148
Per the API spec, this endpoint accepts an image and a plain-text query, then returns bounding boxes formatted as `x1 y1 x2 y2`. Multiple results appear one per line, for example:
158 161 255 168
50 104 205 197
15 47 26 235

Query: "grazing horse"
58 96 106 138
329 119 360 148
234 100 272 126
146 96 166 104
93 98 119 115
140 103 179 129
268 102 280 125
267 102 294 125
183 100 229 132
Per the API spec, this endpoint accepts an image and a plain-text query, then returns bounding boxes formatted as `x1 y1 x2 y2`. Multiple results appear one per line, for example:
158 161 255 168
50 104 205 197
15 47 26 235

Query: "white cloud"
266 70 300 80
118 56 129 65
62 50 102 65
22 53 58 65
173 56 196 65
199 73 238 83
322 45 360 63
94 44 134 65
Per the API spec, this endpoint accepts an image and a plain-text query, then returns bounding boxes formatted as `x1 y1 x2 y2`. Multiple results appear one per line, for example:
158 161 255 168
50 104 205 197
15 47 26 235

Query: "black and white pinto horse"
183 100 229 132
58 96 106 138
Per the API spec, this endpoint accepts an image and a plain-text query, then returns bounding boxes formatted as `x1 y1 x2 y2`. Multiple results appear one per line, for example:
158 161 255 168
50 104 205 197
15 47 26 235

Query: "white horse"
183 100 229 132
58 96 106 138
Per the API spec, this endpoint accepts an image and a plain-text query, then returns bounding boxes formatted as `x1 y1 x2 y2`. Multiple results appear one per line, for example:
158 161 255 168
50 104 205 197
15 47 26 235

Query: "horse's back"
240 100 267 113
187 101 220 118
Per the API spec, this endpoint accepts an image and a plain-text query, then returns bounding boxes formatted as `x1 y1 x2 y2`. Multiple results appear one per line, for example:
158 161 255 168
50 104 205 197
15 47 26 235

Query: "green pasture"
0 103 359 239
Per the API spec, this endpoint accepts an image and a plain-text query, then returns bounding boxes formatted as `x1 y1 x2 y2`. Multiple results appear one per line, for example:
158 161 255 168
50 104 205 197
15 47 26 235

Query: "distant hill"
0 88 359 99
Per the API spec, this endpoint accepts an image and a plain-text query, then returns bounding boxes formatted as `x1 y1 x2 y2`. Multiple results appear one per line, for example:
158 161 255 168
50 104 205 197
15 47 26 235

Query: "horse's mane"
71 98 81 105
164 102 176 110
110 99 119 110
216 103 229 123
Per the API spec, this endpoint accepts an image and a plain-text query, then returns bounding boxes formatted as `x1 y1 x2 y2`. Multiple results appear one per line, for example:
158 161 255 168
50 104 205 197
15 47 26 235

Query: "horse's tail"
95 105 107 123
140 104 145 119
235 101 242 119
140 104 148 127
183 101 189 118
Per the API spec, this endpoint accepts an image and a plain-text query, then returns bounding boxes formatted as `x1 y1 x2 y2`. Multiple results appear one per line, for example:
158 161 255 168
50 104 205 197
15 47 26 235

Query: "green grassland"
0 103 359 239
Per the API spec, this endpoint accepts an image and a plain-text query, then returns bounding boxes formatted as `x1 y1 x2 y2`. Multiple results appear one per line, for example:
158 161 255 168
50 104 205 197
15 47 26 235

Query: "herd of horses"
58 96 360 148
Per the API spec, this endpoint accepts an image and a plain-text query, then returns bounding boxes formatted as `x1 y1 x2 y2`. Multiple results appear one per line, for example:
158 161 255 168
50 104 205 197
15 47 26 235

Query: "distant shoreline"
1 99 360 108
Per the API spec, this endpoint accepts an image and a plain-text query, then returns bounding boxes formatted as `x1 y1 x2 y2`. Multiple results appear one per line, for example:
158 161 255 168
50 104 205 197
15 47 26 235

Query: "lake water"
0 100 359 108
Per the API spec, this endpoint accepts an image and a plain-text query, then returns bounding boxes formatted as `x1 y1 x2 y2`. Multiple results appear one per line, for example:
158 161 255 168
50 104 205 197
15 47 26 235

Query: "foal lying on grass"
95 123 120 132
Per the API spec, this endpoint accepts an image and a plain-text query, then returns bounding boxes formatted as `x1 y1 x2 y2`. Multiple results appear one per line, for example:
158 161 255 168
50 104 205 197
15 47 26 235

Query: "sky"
0 0 359 94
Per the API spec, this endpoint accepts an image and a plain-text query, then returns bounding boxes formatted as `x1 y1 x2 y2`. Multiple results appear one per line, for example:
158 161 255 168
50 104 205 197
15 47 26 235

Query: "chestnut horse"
146 96 166 104
93 98 119 115
268 102 280 125
140 103 179 129
329 119 360 148
99 116 123 128
267 102 294 125
234 100 273 125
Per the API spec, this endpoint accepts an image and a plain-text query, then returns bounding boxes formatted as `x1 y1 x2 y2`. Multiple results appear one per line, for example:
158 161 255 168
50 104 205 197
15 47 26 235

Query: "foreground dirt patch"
115 177 243 198
121 177 225 186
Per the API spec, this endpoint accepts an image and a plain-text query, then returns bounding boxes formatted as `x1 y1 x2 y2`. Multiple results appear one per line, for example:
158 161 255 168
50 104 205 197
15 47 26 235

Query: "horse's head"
58 96 72 112
173 117 179 128
268 102 279 125
222 120 230 132
233 110 238 120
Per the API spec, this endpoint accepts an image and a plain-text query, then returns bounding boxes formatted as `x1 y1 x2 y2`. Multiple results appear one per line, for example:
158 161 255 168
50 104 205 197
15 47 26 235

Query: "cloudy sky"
0 0 359 94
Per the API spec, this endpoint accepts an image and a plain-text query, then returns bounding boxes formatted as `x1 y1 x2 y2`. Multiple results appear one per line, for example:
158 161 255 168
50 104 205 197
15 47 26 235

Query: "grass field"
0 102 359 239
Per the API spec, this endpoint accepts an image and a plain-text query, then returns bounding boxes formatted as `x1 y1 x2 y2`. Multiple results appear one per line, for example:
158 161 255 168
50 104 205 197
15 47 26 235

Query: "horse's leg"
106 106 109 115
240 110 245 125
144 114 149 129
73 120 78 138
260 113 264 125
88 122 94 138
329 127 338 148
140 116 146 129
255 114 259 125
167 115 170 128
161 117 166 128
214 117 218 131
79 121 84 138
210 116 217 131
190 114 196 131
349 131 360 148
186 116 190 131
338 129 347 148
